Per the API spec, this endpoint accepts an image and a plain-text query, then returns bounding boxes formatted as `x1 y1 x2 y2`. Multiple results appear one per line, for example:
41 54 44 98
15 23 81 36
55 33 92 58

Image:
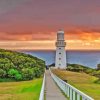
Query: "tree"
33 67 42 78
21 68 35 80
0 58 14 71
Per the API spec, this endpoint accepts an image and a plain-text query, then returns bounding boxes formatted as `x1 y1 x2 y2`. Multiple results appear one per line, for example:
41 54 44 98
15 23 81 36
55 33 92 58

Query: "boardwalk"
45 70 67 100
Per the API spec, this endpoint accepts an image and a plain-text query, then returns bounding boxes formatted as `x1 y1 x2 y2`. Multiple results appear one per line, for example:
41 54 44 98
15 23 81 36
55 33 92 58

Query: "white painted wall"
55 47 66 69
55 30 66 69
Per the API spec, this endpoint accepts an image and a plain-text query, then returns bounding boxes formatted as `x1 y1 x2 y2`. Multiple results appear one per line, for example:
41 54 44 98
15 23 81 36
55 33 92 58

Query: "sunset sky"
0 0 100 50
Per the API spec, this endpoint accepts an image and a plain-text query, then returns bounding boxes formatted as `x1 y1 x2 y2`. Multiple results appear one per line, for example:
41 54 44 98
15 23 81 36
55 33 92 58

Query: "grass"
52 69 100 100
0 78 16 82
0 78 42 100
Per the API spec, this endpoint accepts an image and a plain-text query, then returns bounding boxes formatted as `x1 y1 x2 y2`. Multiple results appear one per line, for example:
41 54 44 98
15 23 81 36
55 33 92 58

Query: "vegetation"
67 63 100 82
67 63 95 73
52 69 100 100
0 78 42 100
0 49 45 81
97 64 100 70
49 63 100 82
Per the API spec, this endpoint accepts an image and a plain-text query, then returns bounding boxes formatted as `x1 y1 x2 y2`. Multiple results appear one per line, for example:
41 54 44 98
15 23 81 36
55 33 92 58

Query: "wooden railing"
50 70 94 100
39 74 45 100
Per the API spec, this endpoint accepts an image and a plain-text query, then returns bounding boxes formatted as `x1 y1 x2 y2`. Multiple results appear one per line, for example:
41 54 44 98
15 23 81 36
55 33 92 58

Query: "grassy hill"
52 69 100 100
67 63 95 74
0 78 42 100
67 64 100 83
0 49 45 100
0 49 45 81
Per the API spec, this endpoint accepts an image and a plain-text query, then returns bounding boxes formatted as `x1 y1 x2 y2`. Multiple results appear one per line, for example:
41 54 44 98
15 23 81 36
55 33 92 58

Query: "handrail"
50 69 94 100
39 73 45 100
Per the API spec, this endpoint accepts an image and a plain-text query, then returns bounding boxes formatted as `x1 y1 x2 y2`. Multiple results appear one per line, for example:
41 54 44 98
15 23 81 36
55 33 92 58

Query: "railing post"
64 83 66 93
65 84 67 95
73 91 76 100
77 94 80 100
67 86 70 97
62 82 65 92
70 88 73 100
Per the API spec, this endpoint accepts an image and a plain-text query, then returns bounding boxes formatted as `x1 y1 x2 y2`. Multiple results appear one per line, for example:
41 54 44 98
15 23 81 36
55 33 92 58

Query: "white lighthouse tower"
55 30 66 69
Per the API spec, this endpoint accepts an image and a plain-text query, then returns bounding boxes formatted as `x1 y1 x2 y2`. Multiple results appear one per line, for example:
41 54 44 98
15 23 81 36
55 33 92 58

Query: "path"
45 70 67 100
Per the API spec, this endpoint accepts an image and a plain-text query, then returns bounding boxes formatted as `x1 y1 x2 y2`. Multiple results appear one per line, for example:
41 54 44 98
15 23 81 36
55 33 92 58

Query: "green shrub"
67 65 84 72
33 67 42 78
21 68 35 80
8 69 19 78
15 74 22 81
92 70 100 79
85 69 94 74
94 79 100 84
0 58 14 71
0 69 6 78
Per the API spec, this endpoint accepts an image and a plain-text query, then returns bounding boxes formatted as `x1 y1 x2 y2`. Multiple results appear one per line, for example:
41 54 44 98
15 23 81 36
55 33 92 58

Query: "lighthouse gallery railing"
50 69 94 100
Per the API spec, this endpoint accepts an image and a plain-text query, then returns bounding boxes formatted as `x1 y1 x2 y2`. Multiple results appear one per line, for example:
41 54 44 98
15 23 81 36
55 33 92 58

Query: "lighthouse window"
59 52 61 54
59 64 61 66
59 48 61 50
59 58 61 60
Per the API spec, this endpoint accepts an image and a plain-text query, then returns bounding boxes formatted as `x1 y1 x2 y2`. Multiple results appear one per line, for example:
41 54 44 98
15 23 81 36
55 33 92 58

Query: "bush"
67 65 84 72
67 64 95 74
94 79 100 84
0 69 6 78
33 67 42 78
85 69 94 74
0 58 14 71
21 68 35 80
15 74 22 81
8 69 23 81
92 70 100 79
8 69 19 78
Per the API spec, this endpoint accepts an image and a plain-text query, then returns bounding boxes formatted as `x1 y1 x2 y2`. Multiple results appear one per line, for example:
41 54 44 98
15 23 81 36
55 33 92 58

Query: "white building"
55 30 66 69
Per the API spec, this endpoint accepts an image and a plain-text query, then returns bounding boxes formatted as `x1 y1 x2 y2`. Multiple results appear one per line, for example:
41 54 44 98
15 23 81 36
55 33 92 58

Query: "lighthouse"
55 30 66 69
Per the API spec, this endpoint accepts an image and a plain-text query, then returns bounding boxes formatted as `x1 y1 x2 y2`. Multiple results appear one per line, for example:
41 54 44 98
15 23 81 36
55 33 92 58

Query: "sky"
0 0 100 50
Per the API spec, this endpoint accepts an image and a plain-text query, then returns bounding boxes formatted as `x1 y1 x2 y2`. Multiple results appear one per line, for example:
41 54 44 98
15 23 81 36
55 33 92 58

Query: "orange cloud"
66 28 100 41
0 28 100 44
0 40 100 50
79 32 99 41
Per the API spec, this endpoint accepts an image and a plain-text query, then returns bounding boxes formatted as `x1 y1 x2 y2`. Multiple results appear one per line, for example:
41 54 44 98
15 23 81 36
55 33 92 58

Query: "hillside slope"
0 49 45 81
52 69 100 100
